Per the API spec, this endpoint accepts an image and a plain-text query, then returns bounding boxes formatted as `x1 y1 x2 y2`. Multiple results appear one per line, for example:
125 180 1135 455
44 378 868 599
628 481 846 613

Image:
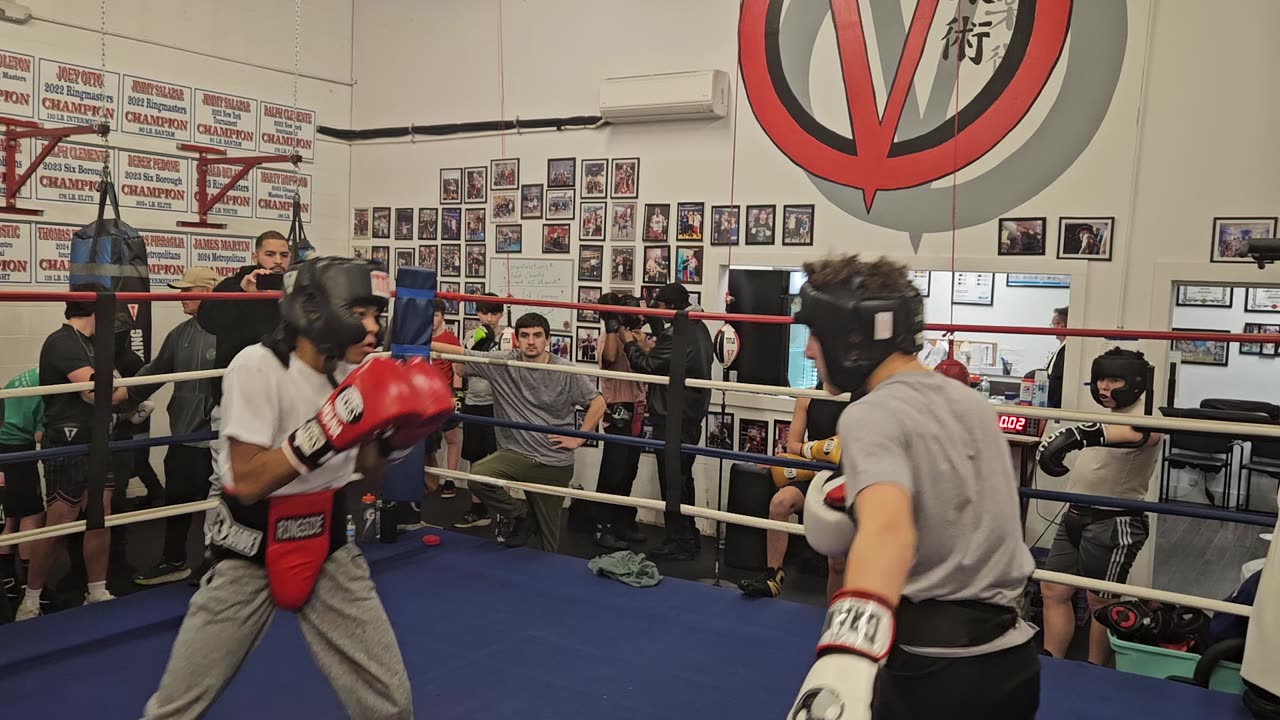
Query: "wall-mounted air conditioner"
598 70 730 124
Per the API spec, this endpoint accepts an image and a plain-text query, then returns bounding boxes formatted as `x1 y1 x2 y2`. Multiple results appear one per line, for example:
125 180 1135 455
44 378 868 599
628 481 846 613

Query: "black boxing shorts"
461 403 497 463
40 430 113 506
0 444 43 519
207 489 346 610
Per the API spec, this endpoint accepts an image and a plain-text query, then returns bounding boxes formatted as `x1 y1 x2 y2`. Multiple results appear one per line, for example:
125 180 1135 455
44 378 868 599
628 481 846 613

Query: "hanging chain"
291 0 302 178
98 0 110 181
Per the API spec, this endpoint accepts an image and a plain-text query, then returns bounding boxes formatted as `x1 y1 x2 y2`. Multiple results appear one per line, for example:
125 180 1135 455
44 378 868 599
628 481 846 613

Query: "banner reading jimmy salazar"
194 89 257 152
34 141 113 205
0 221 33 284
37 58 120 130
139 231 189 287
190 234 252 279
0 49 35 118
122 75 193 142
34 223 77 285
254 168 311 223
257 102 315 161
201 161 254 219
118 149 189 213
0 138 31 199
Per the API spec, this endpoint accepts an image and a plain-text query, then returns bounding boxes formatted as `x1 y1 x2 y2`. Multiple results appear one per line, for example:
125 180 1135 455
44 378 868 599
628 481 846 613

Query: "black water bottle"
378 499 398 543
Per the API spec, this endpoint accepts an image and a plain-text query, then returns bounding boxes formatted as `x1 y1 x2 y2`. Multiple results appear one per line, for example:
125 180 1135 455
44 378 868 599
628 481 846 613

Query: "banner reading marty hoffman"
738 0 1132 251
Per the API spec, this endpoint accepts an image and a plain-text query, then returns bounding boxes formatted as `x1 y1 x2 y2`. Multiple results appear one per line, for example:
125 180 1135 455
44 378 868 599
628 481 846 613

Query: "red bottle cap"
362 493 376 502
422 534 441 546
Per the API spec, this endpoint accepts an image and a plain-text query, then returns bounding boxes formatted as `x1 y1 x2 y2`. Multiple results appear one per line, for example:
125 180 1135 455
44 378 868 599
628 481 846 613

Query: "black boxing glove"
604 314 621 334
1036 423 1108 477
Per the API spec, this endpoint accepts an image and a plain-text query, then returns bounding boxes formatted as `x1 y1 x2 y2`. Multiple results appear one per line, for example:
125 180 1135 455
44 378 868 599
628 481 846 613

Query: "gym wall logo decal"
738 0 1129 250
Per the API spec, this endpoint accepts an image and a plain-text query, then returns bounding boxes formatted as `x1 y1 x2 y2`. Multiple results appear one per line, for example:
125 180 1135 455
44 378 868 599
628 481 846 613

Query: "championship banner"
33 223 77 285
254 168 311 222
0 138 31 199
0 49 35 118
201 161 255 219
139 230 189 287
0 221 33 284
118 149 189 213
193 89 257 152
257 102 316 161
34 141 111 205
190 234 252 278
122 75 193 141
37 59 120 130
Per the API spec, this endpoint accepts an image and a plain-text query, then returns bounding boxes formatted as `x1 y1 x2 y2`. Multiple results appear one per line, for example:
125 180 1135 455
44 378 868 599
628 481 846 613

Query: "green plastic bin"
1109 632 1245 695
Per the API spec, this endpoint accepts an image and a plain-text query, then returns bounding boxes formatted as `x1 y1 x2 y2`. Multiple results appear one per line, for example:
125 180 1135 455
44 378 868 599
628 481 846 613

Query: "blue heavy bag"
70 180 149 337
381 266 439 505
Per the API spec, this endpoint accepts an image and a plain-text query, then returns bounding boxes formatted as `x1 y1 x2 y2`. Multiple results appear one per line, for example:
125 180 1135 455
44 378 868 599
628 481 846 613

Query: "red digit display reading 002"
998 414 1027 433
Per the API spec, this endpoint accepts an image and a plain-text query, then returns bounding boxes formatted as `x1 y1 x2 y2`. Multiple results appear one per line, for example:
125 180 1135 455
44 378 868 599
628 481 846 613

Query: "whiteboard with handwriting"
487 258 575 332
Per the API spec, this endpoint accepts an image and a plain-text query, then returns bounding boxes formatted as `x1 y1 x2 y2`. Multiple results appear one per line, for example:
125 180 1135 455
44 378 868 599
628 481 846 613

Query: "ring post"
383 267 437 530
86 290 116 531
665 310 690 541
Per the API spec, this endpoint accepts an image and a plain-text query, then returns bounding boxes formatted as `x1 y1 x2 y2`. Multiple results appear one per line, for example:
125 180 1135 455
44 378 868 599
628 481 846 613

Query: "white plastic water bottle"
346 515 357 545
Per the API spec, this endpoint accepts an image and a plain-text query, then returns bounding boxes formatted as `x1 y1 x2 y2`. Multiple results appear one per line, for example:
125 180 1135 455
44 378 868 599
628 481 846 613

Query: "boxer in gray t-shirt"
788 255 1039 720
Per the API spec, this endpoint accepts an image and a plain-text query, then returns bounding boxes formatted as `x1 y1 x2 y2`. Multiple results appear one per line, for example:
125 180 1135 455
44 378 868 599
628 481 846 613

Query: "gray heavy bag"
70 180 151 351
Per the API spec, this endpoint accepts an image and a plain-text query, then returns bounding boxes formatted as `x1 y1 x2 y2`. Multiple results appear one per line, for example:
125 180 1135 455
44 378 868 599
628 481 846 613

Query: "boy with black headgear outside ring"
1035 347 1163 666
142 257 455 719
789 254 1039 720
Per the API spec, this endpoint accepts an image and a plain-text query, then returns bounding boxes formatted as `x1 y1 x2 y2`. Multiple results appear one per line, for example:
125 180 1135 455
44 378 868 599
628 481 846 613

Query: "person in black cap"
617 282 713 561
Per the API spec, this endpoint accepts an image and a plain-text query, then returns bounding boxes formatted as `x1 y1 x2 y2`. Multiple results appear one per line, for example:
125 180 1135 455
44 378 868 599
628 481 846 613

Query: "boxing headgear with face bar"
793 275 924 394
280 257 391 365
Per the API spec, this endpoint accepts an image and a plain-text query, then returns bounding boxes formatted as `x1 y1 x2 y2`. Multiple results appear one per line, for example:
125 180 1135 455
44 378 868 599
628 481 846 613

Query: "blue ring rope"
0 431 217 465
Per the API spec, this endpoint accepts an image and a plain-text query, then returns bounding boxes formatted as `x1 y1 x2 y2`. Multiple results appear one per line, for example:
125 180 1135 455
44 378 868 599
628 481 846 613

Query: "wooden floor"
1152 513 1271 601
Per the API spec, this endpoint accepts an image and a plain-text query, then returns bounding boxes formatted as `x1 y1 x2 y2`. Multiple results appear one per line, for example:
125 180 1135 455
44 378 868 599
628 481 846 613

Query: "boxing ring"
0 282 1274 719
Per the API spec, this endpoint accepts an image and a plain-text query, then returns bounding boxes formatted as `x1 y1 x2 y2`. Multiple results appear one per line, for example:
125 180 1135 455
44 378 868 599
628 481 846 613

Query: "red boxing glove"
282 356 453 473
379 357 456 461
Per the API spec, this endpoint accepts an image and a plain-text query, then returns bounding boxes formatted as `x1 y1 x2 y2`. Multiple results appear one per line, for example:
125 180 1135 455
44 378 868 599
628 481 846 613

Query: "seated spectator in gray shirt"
431 312 605 552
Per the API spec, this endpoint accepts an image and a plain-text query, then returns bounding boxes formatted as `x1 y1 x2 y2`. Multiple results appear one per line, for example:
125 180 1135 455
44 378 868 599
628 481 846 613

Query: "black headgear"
1090 348 1151 409
793 277 924 393
617 293 643 330
279 257 390 359
652 282 689 310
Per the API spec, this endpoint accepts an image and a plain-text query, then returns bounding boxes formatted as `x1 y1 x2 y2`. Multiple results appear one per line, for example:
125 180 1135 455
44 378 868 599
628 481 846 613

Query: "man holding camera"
590 293 647 550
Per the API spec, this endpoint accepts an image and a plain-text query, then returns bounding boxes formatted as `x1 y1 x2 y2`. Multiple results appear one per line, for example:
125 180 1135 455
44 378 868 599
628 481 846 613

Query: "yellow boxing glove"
769 453 815 488
801 436 841 465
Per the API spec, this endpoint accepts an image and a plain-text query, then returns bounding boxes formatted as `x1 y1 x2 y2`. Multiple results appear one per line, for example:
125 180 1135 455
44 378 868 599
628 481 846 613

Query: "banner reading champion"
0 49 35 118
122 75 193 142
257 102 315 161
202 161 255 219
194 89 257 152
254 168 311 222
37 58 119 130
190 234 252 278
34 223 77 285
118 150 189 213
34 141 113 205
0 221 33 284
139 231 190 287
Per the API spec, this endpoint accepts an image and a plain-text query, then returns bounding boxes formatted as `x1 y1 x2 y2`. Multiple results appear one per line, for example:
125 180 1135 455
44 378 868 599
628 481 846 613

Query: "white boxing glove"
804 471 855 558
127 400 156 425
787 590 895 720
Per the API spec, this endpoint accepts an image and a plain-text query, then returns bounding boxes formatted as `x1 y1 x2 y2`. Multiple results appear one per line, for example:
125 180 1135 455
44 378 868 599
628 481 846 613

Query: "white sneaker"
84 590 115 605
14 600 41 621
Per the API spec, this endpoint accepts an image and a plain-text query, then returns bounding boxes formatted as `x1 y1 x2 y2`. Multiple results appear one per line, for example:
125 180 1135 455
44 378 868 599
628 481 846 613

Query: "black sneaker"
494 515 512 544
453 509 492 529
440 481 458 499
503 516 534 548
648 540 698 561
593 524 629 552
133 561 192 586
738 567 785 598
614 525 647 544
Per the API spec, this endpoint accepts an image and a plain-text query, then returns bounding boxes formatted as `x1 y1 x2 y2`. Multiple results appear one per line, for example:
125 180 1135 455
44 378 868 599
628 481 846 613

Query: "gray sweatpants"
142 543 412 719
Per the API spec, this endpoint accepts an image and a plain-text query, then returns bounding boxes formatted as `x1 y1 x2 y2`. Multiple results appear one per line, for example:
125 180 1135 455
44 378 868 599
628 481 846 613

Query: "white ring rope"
0 369 226 401
0 498 217 548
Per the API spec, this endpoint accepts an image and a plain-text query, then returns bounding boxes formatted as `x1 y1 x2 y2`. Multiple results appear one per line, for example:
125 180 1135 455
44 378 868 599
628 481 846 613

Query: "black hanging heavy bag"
70 180 149 333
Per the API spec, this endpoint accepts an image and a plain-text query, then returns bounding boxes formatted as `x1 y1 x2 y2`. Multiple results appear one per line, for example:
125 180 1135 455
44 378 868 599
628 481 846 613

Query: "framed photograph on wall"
577 286 602 323
1175 285 1233 308
745 205 776 245
1057 217 1114 260
643 246 671 285
550 332 572 360
495 224 522 254
440 245 461 277
676 246 703 285
352 208 370 238
464 166 487 203
581 159 608 199
547 157 576 189
781 204 815 245
394 208 414 240
640 286 661 307
444 319 460 338
643 203 671 241
463 281 485 317
417 244 438 272
579 245 604 282
417 208 438 240
739 419 769 455
490 158 519 190
1211 217 1276 263
687 290 701 307
521 184 544 219
545 189 575 220
440 169 462 205
1241 323 1280 356
352 245 371 261
710 205 741 246
465 245 486 278
676 202 704 241
581 202 607 240
611 202 637 241
438 281 460 315
952 271 995 306
543 223 571 254
464 208 486 243
611 158 639 199
1246 287 1280 313
440 207 462 241
395 248 414 271
772 419 792 456
705 412 734 450
370 246 390 271
1170 328 1230 366
574 409 600 446
610 246 634 283
998 217 1046 255
491 191 518 222
371 207 391 239
575 326 600 363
